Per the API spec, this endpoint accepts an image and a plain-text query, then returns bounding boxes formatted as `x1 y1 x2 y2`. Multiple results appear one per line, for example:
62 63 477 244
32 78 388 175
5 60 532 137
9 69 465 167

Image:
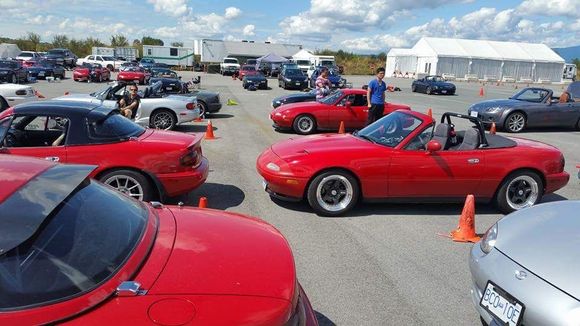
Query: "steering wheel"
3 130 19 147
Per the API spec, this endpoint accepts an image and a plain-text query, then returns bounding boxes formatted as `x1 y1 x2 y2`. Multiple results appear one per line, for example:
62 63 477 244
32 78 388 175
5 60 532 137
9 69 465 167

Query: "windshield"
356 111 423 148
102 56 115 61
318 90 343 104
242 66 256 71
512 89 549 103
224 58 238 64
89 85 111 98
286 69 304 76
426 76 443 82
141 58 154 63
47 50 64 55
0 179 148 309
320 60 334 66
88 114 145 141
19 52 33 58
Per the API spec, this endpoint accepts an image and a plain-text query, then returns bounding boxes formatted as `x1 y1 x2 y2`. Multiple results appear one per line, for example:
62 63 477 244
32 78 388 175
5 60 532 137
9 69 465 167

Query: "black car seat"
431 123 452 150
455 128 480 150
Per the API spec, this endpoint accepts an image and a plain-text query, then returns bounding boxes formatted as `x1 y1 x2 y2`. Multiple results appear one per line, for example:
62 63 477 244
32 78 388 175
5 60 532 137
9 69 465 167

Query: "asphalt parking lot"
32 72 580 325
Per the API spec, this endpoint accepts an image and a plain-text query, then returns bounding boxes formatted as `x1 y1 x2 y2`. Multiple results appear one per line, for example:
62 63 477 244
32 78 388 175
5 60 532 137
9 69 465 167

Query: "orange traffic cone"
64 91 70 95
490 122 496 134
338 121 345 134
449 194 480 243
205 120 216 140
426 107 433 118
479 87 485 97
35 90 46 98
198 196 208 208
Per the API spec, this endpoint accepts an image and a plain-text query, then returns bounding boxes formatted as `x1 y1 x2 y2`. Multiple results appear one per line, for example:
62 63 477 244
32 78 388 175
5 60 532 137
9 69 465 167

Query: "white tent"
292 49 313 60
386 37 565 82
386 48 417 76
0 43 21 58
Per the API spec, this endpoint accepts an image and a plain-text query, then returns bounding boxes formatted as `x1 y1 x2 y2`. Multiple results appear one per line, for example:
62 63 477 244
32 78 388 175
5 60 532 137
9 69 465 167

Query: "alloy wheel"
505 175 539 210
103 175 144 201
315 175 354 213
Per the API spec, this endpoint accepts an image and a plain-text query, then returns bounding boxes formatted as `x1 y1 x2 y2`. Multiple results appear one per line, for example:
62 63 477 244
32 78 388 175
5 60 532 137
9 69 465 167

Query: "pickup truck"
220 57 240 76
76 55 126 71
43 48 77 69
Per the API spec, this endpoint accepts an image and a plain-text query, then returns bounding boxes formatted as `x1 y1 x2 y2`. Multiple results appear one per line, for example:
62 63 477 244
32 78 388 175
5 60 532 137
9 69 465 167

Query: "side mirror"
345 101 352 109
426 140 442 153
178 76 182 80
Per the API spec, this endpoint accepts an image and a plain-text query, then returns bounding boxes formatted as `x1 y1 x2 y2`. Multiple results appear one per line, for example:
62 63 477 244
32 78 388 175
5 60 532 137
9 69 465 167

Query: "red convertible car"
73 62 111 82
117 66 151 85
0 155 317 325
270 88 411 134
257 110 569 216
0 100 208 201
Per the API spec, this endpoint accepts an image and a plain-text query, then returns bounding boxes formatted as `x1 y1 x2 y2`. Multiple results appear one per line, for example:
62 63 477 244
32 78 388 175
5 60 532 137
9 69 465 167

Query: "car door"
0 115 67 163
388 128 485 198
544 100 579 128
329 94 359 129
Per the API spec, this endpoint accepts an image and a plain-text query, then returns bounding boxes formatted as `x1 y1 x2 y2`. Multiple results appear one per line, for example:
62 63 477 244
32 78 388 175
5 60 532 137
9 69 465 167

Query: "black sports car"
243 72 268 89
149 69 183 93
278 68 308 90
271 89 320 108
27 60 66 79
411 75 456 95
0 60 28 84
468 85 580 133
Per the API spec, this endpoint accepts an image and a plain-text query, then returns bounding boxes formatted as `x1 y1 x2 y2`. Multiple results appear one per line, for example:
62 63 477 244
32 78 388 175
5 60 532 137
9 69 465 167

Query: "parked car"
43 48 77 68
27 60 66 80
411 75 456 95
139 58 156 69
73 62 111 82
468 86 580 133
0 155 317 326
117 66 151 85
245 58 258 65
238 65 257 80
309 67 346 88
15 51 41 67
278 68 308 90
149 69 182 93
0 83 37 111
469 200 580 326
120 61 140 69
0 101 208 201
0 60 29 84
271 89 318 108
242 71 268 89
220 57 240 76
258 111 569 216
54 81 200 130
149 79 222 117
270 88 410 134
150 67 179 78
76 54 125 71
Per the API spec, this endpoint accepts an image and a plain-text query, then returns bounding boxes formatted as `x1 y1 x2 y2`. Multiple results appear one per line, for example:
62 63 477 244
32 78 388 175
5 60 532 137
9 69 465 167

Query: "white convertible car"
54 81 200 130
0 83 38 111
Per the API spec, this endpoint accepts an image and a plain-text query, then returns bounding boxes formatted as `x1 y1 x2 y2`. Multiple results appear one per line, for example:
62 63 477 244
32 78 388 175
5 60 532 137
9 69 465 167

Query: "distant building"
194 39 302 63
386 37 565 82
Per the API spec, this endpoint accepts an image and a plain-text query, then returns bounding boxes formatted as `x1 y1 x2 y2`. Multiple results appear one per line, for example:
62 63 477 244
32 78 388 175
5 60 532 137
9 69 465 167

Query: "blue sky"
1 0 579 53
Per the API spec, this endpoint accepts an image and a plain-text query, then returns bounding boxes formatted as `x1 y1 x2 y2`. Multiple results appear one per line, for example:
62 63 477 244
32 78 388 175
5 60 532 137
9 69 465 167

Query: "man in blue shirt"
366 67 387 126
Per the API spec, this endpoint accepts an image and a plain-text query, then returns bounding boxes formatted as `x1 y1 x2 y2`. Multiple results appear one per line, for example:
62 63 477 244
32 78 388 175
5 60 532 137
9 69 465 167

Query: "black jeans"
366 104 383 126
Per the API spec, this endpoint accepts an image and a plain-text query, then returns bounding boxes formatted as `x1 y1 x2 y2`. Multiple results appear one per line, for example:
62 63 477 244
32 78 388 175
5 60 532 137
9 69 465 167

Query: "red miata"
0 155 317 325
258 110 569 216
117 66 151 85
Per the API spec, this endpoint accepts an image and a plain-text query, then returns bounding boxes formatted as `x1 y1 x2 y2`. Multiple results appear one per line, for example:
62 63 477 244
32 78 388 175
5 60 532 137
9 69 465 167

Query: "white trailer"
92 47 139 61
310 55 335 67
143 45 194 67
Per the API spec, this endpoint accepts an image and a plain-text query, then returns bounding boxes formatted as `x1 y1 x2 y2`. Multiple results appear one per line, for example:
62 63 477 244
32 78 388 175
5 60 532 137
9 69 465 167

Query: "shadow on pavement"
208 113 234 119
315 311 336 326
167 182 245 210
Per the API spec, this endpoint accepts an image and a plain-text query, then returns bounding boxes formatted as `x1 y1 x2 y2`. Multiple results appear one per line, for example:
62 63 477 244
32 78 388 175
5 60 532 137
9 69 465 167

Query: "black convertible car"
0 60 29 84
411 75 456 95
27 60 66 80
468 84 580 133
149 68 182 93
271 89 317 108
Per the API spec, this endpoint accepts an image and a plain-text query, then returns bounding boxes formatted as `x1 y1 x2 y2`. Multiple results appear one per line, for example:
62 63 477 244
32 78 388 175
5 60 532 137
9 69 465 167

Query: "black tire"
293 114 316 134
307 170 359 216
411 84 417 92
575 118 580 131
0 96 9 112
99 169 153 201
504 111 526 133
197 100 207 117
495 170 543 214
150 109 177 130
426 86 432 95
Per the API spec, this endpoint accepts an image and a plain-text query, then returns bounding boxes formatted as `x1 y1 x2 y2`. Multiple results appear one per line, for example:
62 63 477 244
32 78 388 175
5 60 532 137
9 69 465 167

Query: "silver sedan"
469 201 580 325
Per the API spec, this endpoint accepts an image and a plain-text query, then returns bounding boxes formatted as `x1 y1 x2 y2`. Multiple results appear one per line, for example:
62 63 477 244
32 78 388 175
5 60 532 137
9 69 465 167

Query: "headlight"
486 107 502 114
0 71 7 74
266 162 280 172
480 223 498 254
285 78 291 82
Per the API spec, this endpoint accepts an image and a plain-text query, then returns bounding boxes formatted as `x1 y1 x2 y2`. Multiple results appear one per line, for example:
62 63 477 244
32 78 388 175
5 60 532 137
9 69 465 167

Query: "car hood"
245 75 266 81
273 93 313 103
149 207 295 301
271 133 378 160
470 99 523 111
0 83 29 91
140 129 200 146
495 201 580 301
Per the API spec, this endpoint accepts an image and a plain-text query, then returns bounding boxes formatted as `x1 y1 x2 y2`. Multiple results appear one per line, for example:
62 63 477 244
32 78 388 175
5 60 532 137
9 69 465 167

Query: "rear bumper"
297 283 319 326
176 107 201 124
208 102 222 113
157 157 209 197
544 171 570 194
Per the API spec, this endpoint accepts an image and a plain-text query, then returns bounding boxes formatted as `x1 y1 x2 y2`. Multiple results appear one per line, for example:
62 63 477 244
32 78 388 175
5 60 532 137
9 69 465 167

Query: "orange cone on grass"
490 122 497 134
198 197 208 208
426 107 433 118
205 120 216 140
338 121 345 134
449 194 480 243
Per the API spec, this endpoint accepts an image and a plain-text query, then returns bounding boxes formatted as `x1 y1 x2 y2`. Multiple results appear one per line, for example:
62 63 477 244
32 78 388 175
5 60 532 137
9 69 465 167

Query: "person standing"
366 67 387 126
315 67 332 100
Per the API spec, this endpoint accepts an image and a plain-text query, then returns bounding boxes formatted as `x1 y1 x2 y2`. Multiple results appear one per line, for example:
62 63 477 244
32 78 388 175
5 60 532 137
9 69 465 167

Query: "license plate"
166 87 173 90
38 71 45 76
262 180 268 191
295 82 301 85
441 90 447 94
470 111 479 118
480 282 524 326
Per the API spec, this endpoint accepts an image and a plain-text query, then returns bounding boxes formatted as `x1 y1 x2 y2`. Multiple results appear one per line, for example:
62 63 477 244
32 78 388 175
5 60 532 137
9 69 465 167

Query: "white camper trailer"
142 45 194 67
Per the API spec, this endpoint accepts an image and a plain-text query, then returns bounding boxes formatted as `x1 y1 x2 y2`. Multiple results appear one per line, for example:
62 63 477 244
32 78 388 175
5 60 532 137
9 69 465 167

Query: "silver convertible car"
470 201 580 326
54 81 200 130
468 84 580 133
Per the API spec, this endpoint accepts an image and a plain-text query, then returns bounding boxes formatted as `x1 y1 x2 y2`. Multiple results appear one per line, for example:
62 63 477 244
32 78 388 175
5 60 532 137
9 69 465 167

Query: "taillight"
186 103 195 110
180 147 202 167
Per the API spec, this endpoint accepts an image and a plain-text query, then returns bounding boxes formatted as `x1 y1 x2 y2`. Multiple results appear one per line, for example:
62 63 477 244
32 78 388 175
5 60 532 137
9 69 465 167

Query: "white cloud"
224 7 241 19
243 24 255 36
26 15 54 25
154 26 179 38
517 0 580 18
147 0 188 17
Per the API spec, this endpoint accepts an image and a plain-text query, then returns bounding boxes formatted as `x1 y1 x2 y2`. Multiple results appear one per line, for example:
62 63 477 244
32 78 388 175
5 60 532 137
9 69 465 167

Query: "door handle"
45 156 60 162
467 158 480 164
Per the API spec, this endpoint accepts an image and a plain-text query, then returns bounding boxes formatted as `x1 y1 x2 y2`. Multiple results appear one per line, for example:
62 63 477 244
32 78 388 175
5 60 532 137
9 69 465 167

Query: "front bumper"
468 109 503 126
285 80 308 89
157 157 209 197
257 150 307 200
469 243 580 325
270 112 293 129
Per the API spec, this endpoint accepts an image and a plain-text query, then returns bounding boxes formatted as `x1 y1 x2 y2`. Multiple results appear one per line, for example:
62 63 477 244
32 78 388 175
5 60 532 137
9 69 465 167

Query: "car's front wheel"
504 112 526 133
293 114 316 134
150 109 177 130
99 169 153 201
411 84 417 92
307 170 359 216
426 86 432 95
495 170 543 214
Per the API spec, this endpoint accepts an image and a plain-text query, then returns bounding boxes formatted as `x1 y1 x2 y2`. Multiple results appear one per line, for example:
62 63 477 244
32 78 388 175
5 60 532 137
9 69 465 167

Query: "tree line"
0 32 185 58
315 49 388 75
